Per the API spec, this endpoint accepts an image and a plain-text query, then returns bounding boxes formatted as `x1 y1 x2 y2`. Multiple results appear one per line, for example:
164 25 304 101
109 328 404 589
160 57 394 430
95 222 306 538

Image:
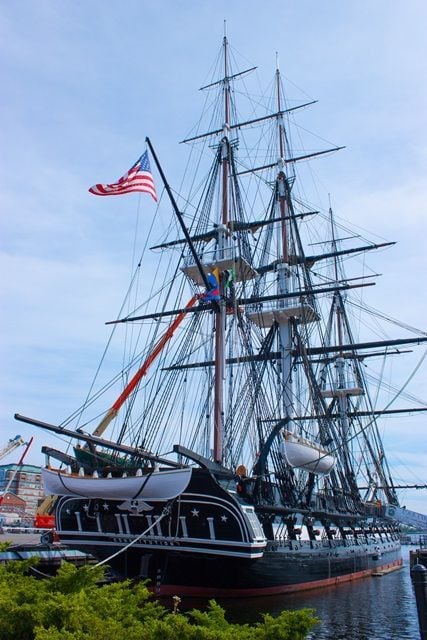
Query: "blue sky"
1 1 427 514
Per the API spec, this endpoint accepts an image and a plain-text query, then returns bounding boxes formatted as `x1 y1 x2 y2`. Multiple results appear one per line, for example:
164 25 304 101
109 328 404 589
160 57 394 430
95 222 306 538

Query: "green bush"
0 561 318 640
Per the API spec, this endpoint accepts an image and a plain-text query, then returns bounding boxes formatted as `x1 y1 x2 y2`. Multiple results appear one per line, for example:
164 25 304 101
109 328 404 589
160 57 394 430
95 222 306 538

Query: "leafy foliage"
0 540 12 551
0 561 318 640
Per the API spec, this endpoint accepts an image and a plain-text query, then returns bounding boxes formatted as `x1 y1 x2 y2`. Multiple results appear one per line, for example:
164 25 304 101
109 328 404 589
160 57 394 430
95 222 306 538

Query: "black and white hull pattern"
53 470 267 564
52 469 401 596
16 33 426 597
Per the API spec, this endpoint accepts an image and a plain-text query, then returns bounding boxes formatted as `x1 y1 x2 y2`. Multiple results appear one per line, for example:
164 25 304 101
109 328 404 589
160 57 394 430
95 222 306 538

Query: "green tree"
0 561 318 640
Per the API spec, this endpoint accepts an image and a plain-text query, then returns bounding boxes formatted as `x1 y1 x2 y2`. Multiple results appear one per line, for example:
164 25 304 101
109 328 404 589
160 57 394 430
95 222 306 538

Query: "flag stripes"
89 150 157 201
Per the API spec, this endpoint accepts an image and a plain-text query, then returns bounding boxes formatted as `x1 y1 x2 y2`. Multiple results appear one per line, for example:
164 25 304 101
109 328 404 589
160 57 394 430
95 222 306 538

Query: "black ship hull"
51 468 402 597
144 543 402 597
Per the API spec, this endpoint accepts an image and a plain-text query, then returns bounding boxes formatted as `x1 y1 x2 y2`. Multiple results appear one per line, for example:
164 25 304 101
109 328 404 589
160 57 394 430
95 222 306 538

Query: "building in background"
0 493 26 524
0 464 44 523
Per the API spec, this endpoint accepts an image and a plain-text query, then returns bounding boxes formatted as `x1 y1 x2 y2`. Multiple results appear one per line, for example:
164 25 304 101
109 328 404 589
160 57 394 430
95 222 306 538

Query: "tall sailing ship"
16 36 427 596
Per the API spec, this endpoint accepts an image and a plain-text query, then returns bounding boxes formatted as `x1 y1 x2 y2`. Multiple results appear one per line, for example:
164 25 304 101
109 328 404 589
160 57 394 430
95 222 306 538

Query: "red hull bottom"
154 558 403 598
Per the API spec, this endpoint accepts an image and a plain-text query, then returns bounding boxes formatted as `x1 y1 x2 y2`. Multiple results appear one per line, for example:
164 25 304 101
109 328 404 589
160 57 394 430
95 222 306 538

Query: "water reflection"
176 547 418 640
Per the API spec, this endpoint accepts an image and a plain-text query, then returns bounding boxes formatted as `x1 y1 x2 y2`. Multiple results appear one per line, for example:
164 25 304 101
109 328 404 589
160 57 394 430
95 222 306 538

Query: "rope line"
93 503 172 568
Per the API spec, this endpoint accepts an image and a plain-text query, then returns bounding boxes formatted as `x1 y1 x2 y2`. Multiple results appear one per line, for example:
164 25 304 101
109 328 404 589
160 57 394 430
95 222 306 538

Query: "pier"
0 529 95 574
410 537 427 639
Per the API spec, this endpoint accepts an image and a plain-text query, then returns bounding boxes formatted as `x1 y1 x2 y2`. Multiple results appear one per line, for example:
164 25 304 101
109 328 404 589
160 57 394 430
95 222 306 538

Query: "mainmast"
247 63 319 427
275 61 294 421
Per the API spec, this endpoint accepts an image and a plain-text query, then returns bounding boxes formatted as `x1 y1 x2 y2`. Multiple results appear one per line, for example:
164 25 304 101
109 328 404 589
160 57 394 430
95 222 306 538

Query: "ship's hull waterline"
57 529 402 597
50 469 401 597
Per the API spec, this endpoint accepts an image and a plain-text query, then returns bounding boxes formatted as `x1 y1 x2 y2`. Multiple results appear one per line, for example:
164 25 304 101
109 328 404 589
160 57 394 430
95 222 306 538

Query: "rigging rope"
328 348 427 457
92 502 173 568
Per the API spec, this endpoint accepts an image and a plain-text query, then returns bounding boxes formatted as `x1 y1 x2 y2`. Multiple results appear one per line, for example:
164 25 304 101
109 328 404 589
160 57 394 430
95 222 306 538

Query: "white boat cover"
42 466 192 500
280 434 335 475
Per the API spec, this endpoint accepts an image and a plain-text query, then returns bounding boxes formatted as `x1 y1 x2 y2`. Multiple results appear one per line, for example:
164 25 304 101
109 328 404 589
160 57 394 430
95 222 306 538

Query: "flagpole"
145 137 217 304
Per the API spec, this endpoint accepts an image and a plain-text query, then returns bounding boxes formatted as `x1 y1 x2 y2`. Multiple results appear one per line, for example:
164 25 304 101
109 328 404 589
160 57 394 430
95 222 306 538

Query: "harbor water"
187 546 419 640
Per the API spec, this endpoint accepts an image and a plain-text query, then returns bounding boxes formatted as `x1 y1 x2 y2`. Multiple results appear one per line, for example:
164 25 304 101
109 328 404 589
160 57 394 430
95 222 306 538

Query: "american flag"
89 150 157 201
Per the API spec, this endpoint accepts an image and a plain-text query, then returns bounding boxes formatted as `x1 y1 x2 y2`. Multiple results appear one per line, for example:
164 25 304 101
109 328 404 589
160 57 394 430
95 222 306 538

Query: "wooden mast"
275 60 294 421
276 59 289 266
213 34 230 463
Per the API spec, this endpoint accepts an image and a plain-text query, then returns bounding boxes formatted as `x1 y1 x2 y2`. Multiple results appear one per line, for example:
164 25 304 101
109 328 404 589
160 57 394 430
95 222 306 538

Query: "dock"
409 535 427 569
0 529 95 574
372 565 403 577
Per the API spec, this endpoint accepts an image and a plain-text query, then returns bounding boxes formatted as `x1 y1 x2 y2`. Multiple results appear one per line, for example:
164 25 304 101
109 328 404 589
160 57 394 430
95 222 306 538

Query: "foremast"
213 35 231 463
186 34 258 465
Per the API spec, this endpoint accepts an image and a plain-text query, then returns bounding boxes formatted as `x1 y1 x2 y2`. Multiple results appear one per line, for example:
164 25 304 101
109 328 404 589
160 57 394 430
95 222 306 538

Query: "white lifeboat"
280 430 336 476
42 466 192 501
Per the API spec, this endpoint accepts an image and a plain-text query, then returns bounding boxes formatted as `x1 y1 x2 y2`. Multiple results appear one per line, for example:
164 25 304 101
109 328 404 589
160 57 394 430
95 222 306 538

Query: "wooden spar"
180 101 317 143
257 241 396 275
359 484 427 490
108 281 376 325
235 146 346 176
149 212 318 251
93 294 199 437
299 336 427 357
14 414 183 468
145 137 216 301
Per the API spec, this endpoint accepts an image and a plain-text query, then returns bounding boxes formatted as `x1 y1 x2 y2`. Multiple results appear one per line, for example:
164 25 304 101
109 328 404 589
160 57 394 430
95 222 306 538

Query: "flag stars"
191 508 199 517
88 150 157 201
221 514 228 522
